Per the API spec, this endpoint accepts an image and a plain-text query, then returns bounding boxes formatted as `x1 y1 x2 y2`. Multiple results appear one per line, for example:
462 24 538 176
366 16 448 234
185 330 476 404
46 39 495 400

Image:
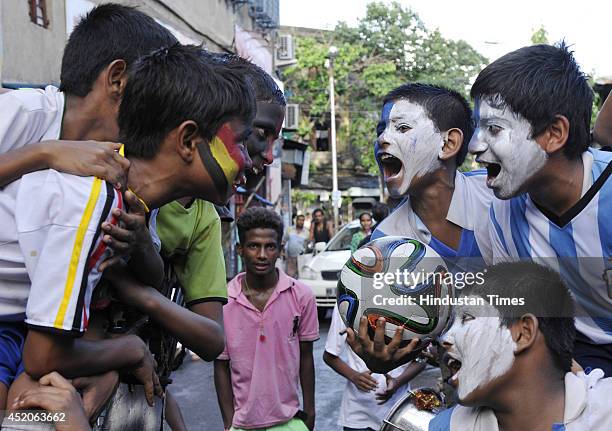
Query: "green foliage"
282 1 487 174
530 25 549 45
292 189 318 210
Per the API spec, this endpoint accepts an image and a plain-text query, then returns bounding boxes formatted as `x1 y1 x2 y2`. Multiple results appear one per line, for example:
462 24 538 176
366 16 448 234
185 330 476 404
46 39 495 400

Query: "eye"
396 124 411 133
487 125 502 136
461 312 475 324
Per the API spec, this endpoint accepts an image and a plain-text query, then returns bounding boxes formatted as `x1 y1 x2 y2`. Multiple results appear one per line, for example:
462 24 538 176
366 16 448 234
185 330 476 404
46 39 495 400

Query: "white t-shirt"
0 86 64 153
0 170 121 332
325 304 411 430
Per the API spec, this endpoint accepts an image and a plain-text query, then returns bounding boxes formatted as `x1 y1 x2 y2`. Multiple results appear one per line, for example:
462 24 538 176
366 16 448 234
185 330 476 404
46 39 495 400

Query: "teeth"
380 153 396 161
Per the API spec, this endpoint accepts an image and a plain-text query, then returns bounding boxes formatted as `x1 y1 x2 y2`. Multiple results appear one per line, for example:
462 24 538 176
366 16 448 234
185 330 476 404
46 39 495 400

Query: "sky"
280 0 612 78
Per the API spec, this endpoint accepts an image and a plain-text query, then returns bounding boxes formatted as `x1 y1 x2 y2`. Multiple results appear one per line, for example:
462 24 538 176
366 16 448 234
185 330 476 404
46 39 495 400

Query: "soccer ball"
337 236 453 343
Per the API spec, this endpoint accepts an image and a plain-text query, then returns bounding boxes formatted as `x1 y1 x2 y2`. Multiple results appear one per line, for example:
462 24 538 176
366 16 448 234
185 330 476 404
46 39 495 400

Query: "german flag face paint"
197 122 251 203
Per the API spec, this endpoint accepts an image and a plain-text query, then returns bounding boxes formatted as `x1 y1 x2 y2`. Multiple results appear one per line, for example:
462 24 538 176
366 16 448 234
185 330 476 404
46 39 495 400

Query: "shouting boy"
430 262 612 430
469 43 612 375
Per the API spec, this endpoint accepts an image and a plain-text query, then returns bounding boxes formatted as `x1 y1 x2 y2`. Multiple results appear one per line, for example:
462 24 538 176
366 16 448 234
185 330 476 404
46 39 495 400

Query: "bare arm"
214 360 235 430
0 140 129 188
105 268 225 360
594 92 612 147
22 331 161 405
322 351 378 392
299 341 315 430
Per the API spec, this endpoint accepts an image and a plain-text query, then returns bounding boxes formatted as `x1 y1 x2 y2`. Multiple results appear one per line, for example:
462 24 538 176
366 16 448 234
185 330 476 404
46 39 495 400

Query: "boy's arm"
375 361 427 404
299 341 315 430
594 92 612 147
105 267 225 361
22 331 161 405
322 351 378 392
0 140 129 188
214 360 235 430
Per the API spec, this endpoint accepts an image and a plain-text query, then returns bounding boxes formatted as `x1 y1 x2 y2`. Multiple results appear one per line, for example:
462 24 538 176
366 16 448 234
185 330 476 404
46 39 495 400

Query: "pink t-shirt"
218 269 319 429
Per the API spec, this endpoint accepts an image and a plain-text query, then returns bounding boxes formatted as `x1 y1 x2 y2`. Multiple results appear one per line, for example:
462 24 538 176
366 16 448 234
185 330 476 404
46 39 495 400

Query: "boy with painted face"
469 44 612 376
372 84 494 266
0 44 254 408
430 262 612 431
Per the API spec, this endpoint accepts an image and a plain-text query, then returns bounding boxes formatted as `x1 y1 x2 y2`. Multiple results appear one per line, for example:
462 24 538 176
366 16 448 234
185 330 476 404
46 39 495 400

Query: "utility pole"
327 45 340 232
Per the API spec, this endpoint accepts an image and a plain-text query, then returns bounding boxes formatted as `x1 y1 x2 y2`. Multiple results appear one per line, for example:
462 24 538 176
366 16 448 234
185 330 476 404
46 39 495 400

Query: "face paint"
441 296 516 401
247 102 285 176
469 95 548 199
376 99 443 196
197 122 249 203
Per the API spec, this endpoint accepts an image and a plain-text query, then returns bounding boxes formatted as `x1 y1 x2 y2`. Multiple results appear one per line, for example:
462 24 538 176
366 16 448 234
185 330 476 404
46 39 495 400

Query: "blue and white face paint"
469 95 548 199
376 99 444 197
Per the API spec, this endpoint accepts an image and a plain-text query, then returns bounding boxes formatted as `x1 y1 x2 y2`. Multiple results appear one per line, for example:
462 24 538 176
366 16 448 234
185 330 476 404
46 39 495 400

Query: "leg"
164 389 188 431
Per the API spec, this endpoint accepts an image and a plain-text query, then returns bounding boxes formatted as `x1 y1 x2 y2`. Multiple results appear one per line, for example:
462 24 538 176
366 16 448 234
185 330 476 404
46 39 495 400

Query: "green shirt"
156 200 227 306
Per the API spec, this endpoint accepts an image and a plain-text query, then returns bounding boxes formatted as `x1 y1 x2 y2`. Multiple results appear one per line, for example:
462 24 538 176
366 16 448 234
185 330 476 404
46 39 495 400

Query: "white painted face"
468 95 548 199
441 296 516 402
377 99 443 196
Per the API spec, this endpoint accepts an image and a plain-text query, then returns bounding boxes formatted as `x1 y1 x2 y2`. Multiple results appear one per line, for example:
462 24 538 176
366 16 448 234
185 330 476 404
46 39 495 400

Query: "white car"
298 220 361 308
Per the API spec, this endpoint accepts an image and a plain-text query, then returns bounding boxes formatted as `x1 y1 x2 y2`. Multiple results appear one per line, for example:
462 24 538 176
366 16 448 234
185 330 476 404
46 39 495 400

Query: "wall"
1 0 67 85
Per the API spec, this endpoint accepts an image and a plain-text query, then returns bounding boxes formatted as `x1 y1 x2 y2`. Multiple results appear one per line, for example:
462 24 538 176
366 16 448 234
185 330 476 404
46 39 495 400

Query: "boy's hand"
72 370 119 420
124 339 162 407
346 316 425 373
12 372 91 431
349 370 378 392
43 140 129 189
104 266 152 308
99 191 150 271
375 374 399 404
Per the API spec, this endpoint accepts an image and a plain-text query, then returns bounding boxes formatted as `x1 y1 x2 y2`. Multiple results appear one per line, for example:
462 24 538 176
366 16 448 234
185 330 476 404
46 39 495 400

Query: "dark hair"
237 207 284 245
468 262 575 372
372 202 389 222
359 212 372 221
60 3 177 97
312 208 326 219
470 43 593 159
208 52 286 106
381 83 474 166
118 44 255 159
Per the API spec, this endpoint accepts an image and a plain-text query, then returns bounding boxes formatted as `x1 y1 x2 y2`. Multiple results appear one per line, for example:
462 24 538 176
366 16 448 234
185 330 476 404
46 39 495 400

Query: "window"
326 226 360 252
28 0 49 28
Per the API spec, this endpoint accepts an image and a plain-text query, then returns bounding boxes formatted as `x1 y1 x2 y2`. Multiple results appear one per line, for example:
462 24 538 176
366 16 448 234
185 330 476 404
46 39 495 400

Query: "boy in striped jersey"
0 43 255 415
469 43 612 375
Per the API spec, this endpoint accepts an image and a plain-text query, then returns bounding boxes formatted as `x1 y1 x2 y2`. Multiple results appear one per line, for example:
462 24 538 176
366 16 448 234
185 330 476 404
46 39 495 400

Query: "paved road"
169 317 440 431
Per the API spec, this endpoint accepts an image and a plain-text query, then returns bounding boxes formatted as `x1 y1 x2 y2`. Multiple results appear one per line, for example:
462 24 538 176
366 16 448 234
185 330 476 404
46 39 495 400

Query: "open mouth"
379 152 403 179
479 160 502 183
443 352 462 384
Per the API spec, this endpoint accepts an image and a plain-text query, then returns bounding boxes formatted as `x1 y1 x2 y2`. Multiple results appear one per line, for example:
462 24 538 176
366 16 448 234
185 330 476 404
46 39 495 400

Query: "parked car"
298 219 361 309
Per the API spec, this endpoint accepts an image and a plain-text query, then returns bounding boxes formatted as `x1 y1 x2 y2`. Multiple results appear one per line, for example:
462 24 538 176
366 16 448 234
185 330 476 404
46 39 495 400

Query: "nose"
468 131 488 155
263 141 274 165
257 246 267 259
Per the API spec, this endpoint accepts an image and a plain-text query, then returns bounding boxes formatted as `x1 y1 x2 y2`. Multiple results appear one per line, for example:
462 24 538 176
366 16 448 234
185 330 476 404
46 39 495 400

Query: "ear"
439 128 464 161
512 313 539 355
236 243 243 257
176 120 203 163
538 115 569 154
105 60 128 99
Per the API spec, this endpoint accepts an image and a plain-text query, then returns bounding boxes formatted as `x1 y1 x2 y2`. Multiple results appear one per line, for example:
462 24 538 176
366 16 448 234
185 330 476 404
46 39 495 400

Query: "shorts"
0 322 26 389
231 418 308 431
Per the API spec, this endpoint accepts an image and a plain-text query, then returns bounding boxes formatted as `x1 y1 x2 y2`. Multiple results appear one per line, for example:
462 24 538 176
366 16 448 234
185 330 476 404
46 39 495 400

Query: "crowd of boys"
0 2 611 431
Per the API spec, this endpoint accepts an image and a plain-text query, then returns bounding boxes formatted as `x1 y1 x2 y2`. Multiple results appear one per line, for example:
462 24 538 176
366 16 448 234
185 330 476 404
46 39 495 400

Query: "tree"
282 1 487 174
530 25 549 45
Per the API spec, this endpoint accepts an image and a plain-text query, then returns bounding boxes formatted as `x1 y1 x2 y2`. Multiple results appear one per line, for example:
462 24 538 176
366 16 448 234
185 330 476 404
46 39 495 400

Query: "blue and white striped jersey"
489 148 612 344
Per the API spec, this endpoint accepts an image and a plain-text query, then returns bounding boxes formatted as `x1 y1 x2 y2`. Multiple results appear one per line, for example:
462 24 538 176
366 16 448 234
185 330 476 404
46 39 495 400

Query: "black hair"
60 3 178 97
237 207 284 245
470 43 593 159
468 262 575 372
208 52 286 106
118 44 255 159
372 202 389 222
359 212 372 221
312 208 326 218
381 83 474 166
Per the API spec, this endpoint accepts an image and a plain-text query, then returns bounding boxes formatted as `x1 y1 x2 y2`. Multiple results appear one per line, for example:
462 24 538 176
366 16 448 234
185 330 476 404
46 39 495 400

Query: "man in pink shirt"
214 208 319 431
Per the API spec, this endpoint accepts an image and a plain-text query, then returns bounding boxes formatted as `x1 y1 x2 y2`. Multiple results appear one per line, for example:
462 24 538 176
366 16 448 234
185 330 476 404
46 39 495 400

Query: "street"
169 317 441 431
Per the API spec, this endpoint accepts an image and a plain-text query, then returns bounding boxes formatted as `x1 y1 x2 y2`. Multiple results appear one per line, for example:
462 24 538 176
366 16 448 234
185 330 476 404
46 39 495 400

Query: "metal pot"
379 389 441 431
